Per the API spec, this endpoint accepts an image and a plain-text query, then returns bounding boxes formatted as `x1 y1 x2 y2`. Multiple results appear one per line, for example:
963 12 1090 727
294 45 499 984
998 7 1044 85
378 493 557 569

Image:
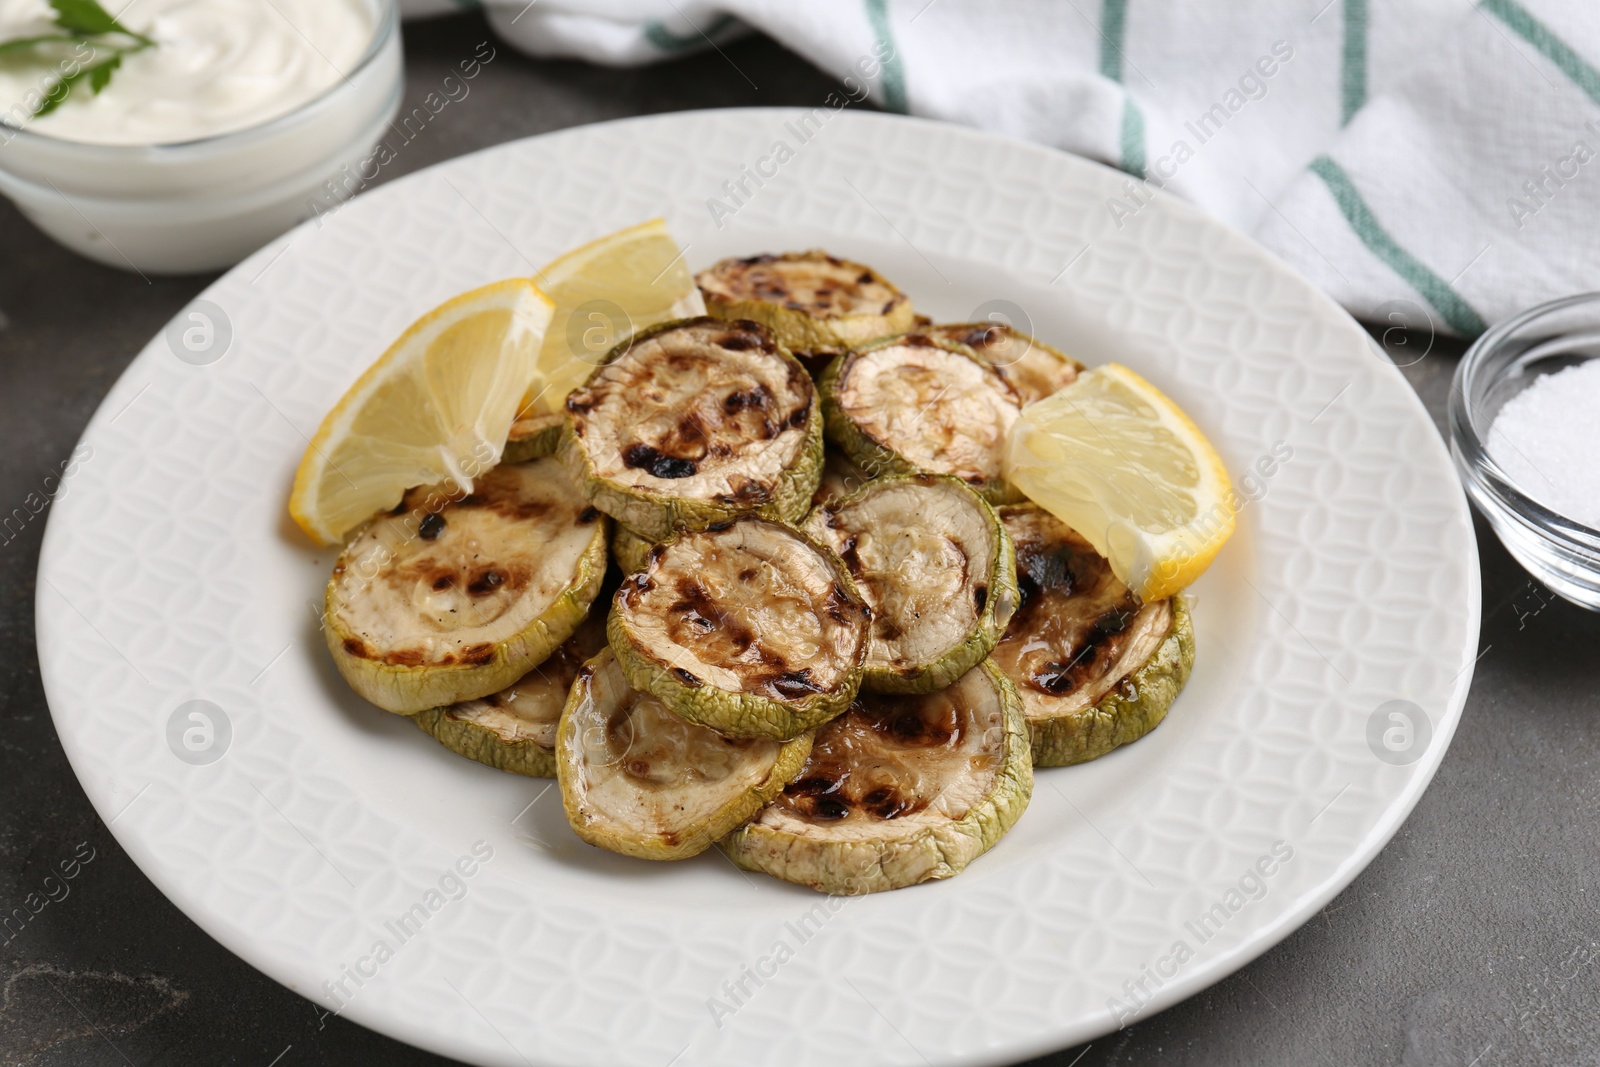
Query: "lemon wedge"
520 217 705 417
289 279 554 546
1003 363 1235 602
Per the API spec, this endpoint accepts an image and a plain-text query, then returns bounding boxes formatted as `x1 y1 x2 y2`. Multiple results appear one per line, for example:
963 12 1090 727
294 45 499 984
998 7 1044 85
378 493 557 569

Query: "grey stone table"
2 13 1596 1066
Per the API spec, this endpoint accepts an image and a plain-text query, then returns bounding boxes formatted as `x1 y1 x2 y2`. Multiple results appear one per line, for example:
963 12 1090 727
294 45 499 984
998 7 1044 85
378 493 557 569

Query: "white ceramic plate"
37 110 1479 1067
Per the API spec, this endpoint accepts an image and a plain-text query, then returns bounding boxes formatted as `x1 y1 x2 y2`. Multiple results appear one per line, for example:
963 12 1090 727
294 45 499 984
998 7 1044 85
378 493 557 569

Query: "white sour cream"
0 0 374 144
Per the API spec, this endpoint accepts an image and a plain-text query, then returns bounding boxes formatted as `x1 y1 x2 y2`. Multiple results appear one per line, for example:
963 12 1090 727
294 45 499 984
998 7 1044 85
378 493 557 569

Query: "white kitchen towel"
403 0 1600 336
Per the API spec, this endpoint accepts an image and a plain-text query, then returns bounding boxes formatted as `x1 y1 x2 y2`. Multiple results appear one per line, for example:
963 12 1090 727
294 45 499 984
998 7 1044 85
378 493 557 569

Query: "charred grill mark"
769 669 821 700
668 578 756 654
781 741 930 823
825 583 865 625
861 786 916 820
467 570 505 597
718 332 768 352
577 506 600 525
856 271 874 284
672 667 703 688
738 568 757 581
837 535 862 576
1014 539 1078 605
712 478 773 507
812 796 849 819
782 774 852 821
365 638 505 669
1001 517 1139 696
1095 608 1133 637
1027 606 1133 695
960 325 1002 350
432 576 452 591
428 470 557 522
623 443 697 479
869 698 961 747
785 404 809 429
723 386 770 414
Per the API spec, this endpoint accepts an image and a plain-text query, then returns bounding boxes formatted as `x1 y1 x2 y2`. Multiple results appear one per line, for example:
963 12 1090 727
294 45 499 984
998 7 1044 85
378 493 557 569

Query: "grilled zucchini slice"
695 251 915 355
559 318 823 542
502 413 564 463
921 322 1082 405
411 615 608 777
557 647 813 860
324 458 609 714
819 334 1024 503
992 504 1195 766
609 517 870 740
721 659 1032 894
803 475 1018 694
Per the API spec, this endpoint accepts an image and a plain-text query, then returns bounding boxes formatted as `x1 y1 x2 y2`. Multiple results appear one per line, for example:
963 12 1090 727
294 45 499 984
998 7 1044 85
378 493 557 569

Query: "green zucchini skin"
502 414 564 463
411 706 559 778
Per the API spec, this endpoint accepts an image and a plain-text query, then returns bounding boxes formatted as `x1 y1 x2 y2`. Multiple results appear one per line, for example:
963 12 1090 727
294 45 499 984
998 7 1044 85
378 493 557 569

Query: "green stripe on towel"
1482 0 1600 107
1309 156 1488 335
1099 0 1146 178
1341 0 1368 125
1119 98 1147 179
864 0 909 114
1099 0 1129 81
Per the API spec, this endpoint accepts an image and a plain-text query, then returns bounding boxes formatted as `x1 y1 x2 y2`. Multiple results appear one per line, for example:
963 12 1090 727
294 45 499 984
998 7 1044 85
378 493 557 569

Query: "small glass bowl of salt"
1451 293 1600 609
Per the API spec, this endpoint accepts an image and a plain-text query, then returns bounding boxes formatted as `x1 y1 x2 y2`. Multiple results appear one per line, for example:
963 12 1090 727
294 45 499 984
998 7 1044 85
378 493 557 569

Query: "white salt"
1486 359 1600 529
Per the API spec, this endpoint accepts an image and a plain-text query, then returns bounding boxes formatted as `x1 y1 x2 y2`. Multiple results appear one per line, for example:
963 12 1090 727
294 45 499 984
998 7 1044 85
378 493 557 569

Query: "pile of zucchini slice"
320 250 1195 894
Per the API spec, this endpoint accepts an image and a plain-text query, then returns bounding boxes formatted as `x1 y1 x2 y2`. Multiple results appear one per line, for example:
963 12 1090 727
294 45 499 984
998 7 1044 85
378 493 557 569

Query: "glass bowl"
1450 292 1600 610
0 0 401 275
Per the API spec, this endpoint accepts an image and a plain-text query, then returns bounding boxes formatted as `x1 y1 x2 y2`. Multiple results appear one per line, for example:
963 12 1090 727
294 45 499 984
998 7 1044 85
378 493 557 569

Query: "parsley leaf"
88 51 120 93
49 0 124 37
1 0 154 117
